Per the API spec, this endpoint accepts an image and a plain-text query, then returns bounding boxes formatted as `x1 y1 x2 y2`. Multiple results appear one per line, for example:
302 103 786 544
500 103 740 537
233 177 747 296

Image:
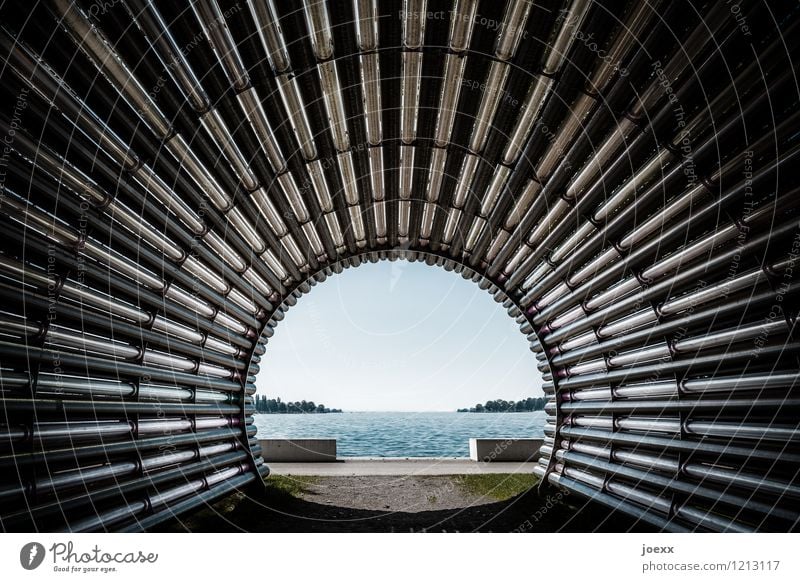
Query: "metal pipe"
50 0 172 137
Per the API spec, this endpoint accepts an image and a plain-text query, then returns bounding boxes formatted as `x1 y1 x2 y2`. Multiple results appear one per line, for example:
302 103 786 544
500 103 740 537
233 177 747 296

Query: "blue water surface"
253 411 546 457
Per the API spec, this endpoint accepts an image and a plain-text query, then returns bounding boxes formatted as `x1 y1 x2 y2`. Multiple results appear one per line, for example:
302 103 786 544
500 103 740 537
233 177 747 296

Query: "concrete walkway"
265 457 539 476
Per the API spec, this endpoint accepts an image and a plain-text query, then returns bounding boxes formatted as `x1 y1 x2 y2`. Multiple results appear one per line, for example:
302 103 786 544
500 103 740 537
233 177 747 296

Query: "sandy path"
159 475 650 533
299 475 484 512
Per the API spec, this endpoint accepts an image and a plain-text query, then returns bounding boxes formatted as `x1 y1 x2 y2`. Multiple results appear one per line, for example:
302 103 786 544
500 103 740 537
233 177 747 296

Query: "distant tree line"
255 395 342 414
457 397 546 413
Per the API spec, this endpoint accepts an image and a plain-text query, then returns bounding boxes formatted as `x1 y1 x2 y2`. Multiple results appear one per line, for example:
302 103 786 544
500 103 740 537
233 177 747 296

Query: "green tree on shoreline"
457 397 546 413
255 395 342 414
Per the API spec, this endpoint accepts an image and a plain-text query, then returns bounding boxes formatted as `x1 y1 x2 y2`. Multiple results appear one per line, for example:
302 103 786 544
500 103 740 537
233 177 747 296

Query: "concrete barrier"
469 438 543 462
259 438 337 462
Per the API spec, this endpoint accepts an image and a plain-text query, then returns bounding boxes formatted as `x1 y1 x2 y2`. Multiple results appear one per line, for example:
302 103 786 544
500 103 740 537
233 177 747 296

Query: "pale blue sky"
255 260 543 411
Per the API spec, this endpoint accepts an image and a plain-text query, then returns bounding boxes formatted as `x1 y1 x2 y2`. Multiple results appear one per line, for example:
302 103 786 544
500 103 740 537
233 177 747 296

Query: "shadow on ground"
155 475 654 533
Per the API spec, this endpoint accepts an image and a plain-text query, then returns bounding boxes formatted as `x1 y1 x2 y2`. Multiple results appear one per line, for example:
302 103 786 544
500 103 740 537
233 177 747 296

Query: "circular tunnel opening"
0 0 797 534
253 257 546 458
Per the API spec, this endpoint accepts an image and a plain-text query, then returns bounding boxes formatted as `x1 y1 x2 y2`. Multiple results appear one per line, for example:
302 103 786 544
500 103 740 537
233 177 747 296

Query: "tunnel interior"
0 0 798 532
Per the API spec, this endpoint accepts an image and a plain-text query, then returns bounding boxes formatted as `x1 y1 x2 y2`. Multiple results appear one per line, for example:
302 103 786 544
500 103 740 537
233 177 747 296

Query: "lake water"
253 411 546 457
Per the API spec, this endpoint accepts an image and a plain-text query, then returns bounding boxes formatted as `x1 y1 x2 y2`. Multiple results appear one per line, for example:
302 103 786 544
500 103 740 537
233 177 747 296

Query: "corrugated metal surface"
0 0 797 531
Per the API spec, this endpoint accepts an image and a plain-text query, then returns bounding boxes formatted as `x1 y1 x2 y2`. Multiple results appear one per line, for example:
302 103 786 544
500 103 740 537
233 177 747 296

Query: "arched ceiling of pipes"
0 0 798 532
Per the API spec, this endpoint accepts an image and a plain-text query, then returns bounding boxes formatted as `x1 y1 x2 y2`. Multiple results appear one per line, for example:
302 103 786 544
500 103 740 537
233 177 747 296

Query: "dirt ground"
156 474 651 533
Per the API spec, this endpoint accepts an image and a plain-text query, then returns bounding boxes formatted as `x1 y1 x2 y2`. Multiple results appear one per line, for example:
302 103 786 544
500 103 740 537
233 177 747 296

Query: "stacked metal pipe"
0 0 797 531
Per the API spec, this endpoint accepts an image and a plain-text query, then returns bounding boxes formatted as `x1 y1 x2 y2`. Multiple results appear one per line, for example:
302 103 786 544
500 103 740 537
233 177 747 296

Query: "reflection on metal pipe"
361 52 383 145
236 88 287 174
276 74 318 159
402 0 428 49
470 61 509 152
199 108 259 191
354 0 378 51
248 0 291 73
318 61 350 151
494 0 532 61
191 0 250 91
302 0 334 61
401 51 422 144
399 146 415 200
52 0 172 137
449 0 477 53
435 54 466 147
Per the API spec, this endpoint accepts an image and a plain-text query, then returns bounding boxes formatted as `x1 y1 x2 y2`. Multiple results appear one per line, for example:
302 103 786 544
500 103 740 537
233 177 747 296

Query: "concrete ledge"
259 438 337 462
469 438 543 462
266 458 539 476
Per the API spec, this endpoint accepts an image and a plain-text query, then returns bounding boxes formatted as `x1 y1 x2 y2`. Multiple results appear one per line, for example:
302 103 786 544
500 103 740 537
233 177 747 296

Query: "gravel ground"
303 475 482 512
157 475 651 533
